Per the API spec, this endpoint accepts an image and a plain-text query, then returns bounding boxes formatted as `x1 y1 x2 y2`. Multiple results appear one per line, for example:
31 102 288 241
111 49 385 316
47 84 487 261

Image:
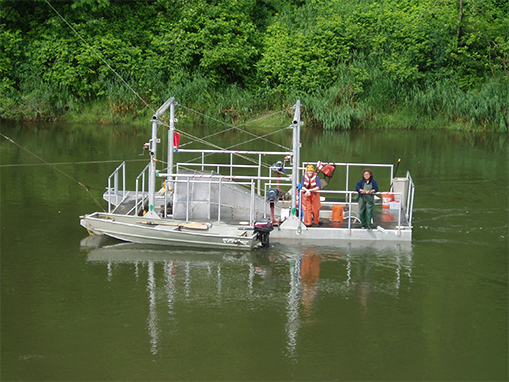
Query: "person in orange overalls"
301 164 322 227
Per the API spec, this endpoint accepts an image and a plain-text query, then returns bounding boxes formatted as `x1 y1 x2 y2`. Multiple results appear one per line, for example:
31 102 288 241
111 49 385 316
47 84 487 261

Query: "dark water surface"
1 122 507 381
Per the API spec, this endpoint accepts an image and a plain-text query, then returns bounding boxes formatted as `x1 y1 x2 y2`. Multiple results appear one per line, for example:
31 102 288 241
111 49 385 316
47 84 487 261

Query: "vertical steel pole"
168 101 175 194
147 97 174 219
257 154 261 195
147 116 158 218
345 165 350 203
291 100 301 215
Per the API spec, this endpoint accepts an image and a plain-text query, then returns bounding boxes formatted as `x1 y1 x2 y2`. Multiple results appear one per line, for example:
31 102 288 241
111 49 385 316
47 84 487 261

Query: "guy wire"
178 104 292 152
0 159 147 168
42 1 296 183
1 133 106 212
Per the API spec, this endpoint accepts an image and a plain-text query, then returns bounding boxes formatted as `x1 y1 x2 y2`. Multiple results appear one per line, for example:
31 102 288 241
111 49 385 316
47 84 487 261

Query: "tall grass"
300 58 508 132
96 71 509 133
5 68 507 133
411 78 508 132
7 76 78 121
158 74 292 129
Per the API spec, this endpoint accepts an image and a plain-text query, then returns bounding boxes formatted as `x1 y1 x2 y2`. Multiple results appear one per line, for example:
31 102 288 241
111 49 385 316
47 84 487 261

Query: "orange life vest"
303 174 318 188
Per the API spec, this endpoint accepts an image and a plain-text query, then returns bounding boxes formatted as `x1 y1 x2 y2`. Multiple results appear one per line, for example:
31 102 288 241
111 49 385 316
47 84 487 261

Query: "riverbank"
2 97 506 133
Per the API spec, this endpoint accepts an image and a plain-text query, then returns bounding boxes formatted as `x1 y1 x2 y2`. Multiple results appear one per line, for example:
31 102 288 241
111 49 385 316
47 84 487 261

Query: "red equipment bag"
316 161 336 178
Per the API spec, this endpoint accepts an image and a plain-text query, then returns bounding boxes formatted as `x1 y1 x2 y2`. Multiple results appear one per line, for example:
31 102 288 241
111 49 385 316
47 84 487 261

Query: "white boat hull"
80 212 260 250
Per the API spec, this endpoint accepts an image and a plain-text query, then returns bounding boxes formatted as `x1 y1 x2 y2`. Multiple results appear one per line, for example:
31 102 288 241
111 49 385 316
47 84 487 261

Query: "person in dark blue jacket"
355 168 379 230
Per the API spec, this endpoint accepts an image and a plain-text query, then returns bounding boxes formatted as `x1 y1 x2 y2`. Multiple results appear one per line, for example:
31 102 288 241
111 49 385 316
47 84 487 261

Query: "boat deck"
311 204 409 230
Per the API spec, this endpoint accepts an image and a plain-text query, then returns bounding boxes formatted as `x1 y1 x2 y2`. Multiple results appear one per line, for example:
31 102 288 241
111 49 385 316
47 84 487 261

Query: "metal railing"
294 189 408 236
174 148 293 196
405 171 415 226
302 161 395 198
107 161 126 213
165 172 292 225
107 156 414 236
133 163 150 216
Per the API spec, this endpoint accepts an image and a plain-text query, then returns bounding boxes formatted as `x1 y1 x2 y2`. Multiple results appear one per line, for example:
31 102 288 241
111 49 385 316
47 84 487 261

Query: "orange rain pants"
302 191 321 226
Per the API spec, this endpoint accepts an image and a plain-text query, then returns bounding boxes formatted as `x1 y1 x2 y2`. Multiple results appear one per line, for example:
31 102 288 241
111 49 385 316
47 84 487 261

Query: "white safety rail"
294 190 409 236
172 148 293 196
107 161 126 213
302 161 395 196
133 163 150 216
299 161 414 226
156 171 293 224
405 171 415 226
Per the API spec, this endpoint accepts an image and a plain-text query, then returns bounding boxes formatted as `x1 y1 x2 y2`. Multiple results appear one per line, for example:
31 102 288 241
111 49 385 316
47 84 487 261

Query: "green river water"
1 121 507 381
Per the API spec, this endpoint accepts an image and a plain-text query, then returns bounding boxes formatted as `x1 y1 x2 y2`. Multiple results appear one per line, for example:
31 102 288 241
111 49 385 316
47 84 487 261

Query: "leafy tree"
0 0 506 130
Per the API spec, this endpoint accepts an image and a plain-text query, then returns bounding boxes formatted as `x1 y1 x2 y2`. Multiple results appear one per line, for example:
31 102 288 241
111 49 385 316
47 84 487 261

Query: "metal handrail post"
409 183 415 226
230 153 233 178
250 179 255 225
135 177 139 216
390 165 394 191
345 164 350 202
218 178 222 222
207 179 211 221
114 171 119 206
348 192 352 234
186 177 190 222
107 177 112 213
122 162 125 199
397 192 402 236
163 186 167 218
263 184 267 218
406 171 414 224
258 154 262 196
142 171 146 209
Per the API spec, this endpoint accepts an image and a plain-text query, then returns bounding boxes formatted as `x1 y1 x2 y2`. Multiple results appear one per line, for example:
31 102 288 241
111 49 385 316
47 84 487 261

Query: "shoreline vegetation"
1 0 507 132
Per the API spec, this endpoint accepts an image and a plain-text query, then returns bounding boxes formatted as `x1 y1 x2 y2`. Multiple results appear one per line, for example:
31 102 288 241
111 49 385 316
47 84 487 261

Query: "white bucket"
389 201 400 210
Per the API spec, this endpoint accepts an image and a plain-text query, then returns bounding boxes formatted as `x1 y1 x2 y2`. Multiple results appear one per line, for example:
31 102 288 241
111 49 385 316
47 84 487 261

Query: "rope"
42 0 298 201
170 105 293 169
0 158 147 168
45 0 290 156
178 104 292 151
1 133 105 212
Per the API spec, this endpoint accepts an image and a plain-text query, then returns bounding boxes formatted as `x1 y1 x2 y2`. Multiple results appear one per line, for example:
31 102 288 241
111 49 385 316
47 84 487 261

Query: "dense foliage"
1 0 508 131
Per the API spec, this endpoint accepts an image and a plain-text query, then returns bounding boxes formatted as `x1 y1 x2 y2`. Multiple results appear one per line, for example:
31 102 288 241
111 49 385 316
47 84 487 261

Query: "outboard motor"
253 218 274 248
266 188 280 202
266 188 280 224
271 160 286 174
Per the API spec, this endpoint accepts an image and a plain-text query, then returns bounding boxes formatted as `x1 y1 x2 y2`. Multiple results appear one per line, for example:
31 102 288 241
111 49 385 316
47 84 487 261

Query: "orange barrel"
332 204 344 222
381 208 394 222
382 193 393 208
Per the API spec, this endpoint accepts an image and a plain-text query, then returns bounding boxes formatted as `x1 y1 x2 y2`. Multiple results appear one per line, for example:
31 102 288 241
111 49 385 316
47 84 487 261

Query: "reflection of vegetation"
1 0 507 131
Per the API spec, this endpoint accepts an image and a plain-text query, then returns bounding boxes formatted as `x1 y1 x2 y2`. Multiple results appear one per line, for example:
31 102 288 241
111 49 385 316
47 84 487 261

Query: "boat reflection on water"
278 240 412 359
81 237 412 357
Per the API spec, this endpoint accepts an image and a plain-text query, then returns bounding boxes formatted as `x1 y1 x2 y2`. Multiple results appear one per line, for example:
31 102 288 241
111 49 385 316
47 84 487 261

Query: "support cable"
1 133 106 212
